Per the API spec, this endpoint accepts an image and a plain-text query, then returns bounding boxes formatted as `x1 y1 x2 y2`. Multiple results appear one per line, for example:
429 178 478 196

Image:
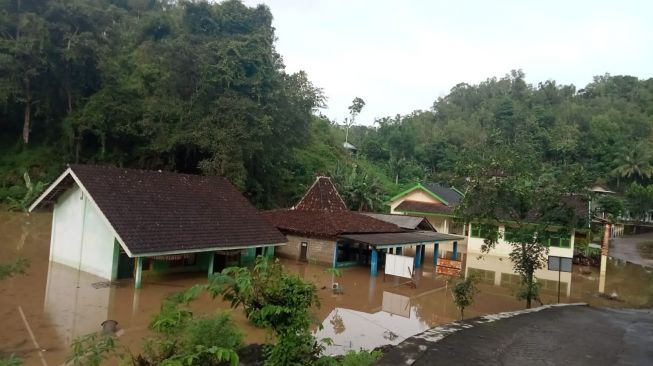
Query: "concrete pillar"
332 242 339 268
452 241 458 260
371 249 378 277
414 245 422 268
433 243 439 266
135 257 143 289
207 252 215 278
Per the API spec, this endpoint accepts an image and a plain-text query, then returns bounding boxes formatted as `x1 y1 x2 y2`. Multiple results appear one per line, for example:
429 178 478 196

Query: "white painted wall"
80 196 115 278
51 184 116 279
466 224 575 258
51 186 84 270
389 189 442 212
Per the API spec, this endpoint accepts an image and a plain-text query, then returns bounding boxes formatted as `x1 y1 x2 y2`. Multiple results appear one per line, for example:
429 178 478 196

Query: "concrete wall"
51 184 116 279
275 234 336 265
466 223 575 258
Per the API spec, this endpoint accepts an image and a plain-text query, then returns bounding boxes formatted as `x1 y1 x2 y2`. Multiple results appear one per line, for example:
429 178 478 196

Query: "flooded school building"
2 166 652 365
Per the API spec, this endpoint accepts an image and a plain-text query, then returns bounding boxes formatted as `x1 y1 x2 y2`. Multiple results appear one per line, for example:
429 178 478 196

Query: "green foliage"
595 194 626 220
6 172 47 211
0 355 22 366
207 256 322 365
66 333 120 366
455 139 588 308
0 258 29 280
331 163 384 211
0 0 324 209
625 183 653 220
68 285 241 366
316 350 383 366
325 267 342 277
449 276 479 320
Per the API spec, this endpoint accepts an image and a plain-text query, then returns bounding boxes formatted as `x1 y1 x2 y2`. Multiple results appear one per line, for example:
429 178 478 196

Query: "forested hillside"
2 1 653 212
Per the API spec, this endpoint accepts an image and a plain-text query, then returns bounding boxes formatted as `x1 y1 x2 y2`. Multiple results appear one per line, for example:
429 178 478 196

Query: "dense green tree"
455 141 589 308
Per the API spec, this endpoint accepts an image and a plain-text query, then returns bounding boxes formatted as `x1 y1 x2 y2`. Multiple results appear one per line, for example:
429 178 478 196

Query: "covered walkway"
335 231 464 276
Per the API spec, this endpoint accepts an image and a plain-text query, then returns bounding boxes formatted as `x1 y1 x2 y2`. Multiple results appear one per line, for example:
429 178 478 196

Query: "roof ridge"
68 164 228 182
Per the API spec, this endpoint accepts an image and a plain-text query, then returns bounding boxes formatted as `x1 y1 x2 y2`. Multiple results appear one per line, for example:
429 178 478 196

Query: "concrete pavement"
610 233 653 268
376 305 653 366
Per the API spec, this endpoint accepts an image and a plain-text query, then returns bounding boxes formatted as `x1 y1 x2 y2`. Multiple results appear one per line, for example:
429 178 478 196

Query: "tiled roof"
422 183 463 206
37 165 287 255
294 176 348 211
394 200 455 215
262 209 403 237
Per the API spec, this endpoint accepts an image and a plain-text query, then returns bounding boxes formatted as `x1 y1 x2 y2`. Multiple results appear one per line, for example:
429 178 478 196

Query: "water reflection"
465 253 572 297
43 262 115 343
2 211 653 365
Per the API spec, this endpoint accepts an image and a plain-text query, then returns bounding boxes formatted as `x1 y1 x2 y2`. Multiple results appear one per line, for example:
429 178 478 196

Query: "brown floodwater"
1 211 652 365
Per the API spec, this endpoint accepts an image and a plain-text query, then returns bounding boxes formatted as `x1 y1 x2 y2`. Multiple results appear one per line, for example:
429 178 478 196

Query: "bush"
180 313 243 358
450 276 479 320
316 350 383 366
0 355 22 366
207 257 321 365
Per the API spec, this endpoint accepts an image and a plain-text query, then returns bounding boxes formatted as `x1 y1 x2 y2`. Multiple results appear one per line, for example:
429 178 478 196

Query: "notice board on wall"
436 258 463 276
385 253 414 279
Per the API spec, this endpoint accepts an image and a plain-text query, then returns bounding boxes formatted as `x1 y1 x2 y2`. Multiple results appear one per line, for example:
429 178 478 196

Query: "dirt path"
610 232 653 268
377 305 653 366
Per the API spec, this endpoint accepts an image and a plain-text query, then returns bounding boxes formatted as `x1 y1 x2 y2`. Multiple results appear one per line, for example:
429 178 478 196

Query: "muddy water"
1 212 652 365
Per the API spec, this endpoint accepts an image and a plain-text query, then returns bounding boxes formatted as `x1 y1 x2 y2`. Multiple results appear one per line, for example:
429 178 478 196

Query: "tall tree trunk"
22 78 31 144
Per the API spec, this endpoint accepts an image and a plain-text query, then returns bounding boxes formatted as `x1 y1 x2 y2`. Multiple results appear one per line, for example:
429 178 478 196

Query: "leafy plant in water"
207 256 322 365
66 332 121 366
0 356 22 366
449 275 479 320
6 172 47 212
67 286 241 366
0 258 29 280
315 349 383 366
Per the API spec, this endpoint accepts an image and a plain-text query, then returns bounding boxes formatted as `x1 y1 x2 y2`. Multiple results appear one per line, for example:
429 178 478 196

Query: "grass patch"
636 241 653 259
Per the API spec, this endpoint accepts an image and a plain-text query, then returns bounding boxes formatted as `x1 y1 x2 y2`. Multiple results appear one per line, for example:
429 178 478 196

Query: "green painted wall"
241 248 257 266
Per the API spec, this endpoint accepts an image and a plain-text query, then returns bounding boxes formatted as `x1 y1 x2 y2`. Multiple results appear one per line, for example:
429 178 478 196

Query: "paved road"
610 233 653 268
377 305 653 366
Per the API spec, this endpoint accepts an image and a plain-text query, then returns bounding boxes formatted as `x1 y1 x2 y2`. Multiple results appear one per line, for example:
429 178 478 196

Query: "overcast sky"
242 0 653 125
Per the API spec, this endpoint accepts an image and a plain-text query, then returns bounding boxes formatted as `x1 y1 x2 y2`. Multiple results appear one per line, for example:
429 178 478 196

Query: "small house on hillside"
389 183 465 235
29 165 287 288
263 176 462 276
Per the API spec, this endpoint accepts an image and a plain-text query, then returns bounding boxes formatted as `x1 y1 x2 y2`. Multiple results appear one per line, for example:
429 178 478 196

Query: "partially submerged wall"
275 234 335 265
51 184 115 279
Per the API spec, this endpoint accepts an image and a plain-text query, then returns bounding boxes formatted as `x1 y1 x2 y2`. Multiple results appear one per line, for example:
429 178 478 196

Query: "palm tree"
332 164 383 211
611 145 653 187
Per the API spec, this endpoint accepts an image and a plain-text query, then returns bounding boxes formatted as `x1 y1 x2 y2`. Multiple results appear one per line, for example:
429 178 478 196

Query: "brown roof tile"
40 165 287 255
294 176 348 211
394 200 455 215
262 209 403 237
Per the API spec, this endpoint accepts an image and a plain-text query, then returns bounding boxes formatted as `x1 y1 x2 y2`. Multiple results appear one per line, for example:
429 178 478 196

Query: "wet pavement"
1 211 653 365
378 305 653 366
610 233 653 268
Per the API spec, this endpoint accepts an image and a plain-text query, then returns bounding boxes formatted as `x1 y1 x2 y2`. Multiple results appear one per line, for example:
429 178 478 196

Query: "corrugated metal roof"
339 231 463 247
361 213 431 230
423 183 463 205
